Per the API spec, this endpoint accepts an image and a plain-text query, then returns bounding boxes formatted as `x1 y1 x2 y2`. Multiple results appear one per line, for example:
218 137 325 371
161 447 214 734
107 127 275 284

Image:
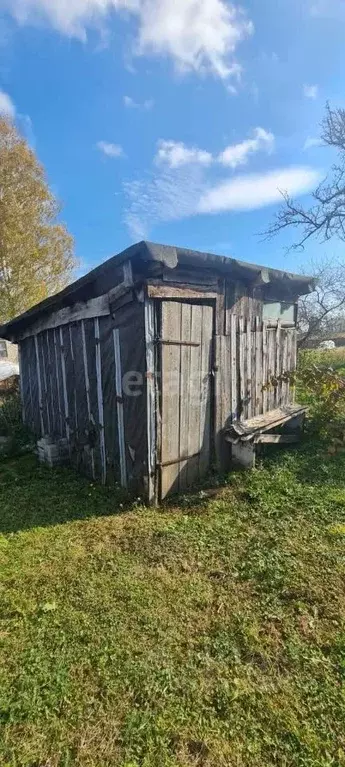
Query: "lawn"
1 439 345 766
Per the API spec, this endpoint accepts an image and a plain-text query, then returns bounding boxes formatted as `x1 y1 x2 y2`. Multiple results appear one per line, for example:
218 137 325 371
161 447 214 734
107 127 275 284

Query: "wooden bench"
223 404 307 468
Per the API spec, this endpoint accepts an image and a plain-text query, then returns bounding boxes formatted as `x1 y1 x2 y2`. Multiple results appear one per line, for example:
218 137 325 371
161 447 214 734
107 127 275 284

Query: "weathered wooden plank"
179 303 192 491
262 321 268 414
161 301 182 498
41 332 51 435
187 304 203 487
214 335 224 468
287 330 292 404
224 404 306 440
254 433 299 444
147 284 218 300
238 317 245 418
162 267 219 286
144 299 156 504
246 317 252 419
267 328 275 412
199 304 213 478
275 320 282 409
281 329 288 406
113 328 127 489
291 327 297 403
59 327 70 443
69 325 78 440
53 329 63 437
34 335 44 435
255 316 262 416
251 320 256 418
230 314 237 422
94 318 107 485
81 319 95 479
215 279 225 335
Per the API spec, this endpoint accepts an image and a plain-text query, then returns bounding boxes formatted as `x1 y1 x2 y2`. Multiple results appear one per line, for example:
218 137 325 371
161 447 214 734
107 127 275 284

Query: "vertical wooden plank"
81 320 95 479
267 328 275 412
53 329 63 436
238 317 245 419
179 303 191 491
161 301 181 498
287 329 292 404
281 329 288 406
262 321 268 414
255 316 262 416
113 328 127 488
94 318 106 484
291 327 297 403
34 334 44 436
230 314 237 422
144 299 156 504
199 304 213 479
69 325 78 440
275 320 281 409
40 333 51 434
18 344 25 424
45 331 55 434
218 334 231 431
246 317 252 419
187 304 202 486
59 327 70 443
214 334 223 468
251 318 256 416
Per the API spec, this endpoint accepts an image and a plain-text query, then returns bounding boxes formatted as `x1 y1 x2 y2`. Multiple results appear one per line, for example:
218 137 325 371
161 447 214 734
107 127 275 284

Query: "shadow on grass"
0 454 132 534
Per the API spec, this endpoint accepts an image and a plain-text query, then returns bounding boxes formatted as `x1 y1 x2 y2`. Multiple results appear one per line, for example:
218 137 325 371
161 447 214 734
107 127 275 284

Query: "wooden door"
159 301 214 499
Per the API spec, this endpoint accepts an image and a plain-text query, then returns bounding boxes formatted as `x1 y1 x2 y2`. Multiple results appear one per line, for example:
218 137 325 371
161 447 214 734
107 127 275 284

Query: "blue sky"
0 0 344 276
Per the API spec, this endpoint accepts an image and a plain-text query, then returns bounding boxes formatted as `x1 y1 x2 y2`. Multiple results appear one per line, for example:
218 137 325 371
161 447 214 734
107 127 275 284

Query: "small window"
263 302 295 323
0 340 8 359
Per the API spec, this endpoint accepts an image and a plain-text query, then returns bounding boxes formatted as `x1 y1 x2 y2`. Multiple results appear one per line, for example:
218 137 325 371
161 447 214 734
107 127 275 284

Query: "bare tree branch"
263 104 345 250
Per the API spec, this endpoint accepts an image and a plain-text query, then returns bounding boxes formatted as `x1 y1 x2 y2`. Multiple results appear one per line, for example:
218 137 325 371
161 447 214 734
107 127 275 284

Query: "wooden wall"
215 315 297 431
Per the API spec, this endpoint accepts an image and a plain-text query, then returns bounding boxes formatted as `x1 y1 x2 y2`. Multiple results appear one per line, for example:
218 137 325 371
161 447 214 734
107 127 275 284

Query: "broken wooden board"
254 433 300 444
224 404 306 443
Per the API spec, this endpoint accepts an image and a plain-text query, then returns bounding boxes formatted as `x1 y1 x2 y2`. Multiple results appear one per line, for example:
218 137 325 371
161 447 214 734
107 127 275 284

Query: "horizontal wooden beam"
254 434 300 444
147 283 218 300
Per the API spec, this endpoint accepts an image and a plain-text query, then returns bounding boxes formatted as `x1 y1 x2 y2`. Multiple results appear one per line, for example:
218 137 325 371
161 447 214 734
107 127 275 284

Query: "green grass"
1 442 345 766
299 346 345 376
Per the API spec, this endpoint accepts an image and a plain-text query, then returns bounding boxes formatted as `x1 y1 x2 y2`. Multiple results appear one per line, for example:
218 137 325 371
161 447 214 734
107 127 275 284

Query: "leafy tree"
0 117 75 323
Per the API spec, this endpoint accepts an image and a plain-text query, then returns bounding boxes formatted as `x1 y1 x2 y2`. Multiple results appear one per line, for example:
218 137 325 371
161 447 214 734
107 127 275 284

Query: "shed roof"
0 240 314 341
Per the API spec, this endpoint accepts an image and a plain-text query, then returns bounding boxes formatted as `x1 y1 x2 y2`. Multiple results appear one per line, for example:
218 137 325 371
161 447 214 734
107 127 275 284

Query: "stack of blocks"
37 437 69 467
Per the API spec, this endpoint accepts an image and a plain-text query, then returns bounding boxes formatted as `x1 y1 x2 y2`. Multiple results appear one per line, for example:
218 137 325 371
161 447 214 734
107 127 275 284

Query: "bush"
0 391 33 458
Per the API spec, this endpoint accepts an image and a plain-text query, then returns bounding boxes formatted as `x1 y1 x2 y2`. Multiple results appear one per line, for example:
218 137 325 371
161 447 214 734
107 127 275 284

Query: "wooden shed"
0 241 313 502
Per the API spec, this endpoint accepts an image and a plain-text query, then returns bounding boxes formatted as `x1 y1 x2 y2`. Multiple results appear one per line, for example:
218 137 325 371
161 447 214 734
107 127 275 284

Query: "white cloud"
124 165 205 238
124 95 154 110
124 164 321 237
310 0 345 18
198 167 321 214
303 136 321 150
0 90 15 118
155 139 213 168
218 126 274 168
96 140 124 158
4 0 253 81
303 84 318 99
155 127 274 170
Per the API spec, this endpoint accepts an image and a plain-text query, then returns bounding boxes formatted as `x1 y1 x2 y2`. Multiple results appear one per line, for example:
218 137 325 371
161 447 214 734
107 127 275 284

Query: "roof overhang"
0 240 315 341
